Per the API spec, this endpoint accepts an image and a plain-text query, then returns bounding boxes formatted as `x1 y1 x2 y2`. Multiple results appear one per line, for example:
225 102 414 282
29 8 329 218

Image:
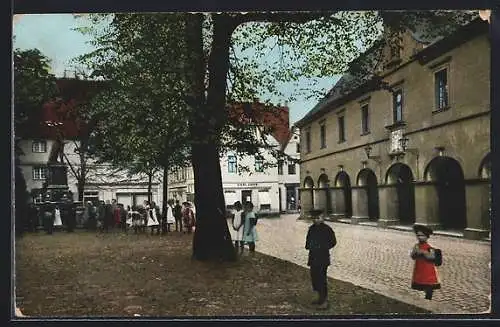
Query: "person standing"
410 224 441 300
173 200 183 232
231 201 245 253
182 202 196 234
53 204 63 231
43 203 55 235
305 215 336 309
242 202 258 252
145 201 160 235
163 200 175 234
103 200 113 233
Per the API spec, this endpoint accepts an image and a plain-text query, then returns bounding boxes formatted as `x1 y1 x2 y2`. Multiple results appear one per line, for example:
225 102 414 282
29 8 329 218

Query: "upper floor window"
278 160 283 175
288 162 296 175
338 116 346 143
393 89 403 123
306 129 311 153
32 166 47 180
255 156 264 173
32 140 47 153
296 143 300 153
228 155 237 173
435 68 449 110
361 104 370 134
320 124 326 149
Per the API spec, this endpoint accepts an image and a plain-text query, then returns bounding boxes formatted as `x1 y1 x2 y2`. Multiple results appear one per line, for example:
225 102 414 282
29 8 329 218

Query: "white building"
18 138 164 207
167 126 300 215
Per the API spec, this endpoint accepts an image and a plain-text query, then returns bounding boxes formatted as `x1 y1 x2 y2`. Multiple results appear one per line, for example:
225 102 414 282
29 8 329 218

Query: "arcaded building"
295 18 490 240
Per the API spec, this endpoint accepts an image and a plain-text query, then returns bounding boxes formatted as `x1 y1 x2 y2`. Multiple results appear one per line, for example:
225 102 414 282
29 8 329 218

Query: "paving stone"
242 214 491 314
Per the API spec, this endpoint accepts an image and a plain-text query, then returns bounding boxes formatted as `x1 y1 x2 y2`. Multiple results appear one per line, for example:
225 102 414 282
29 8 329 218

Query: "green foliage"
73 13 192 175
73 11 477 174
14 48 58 129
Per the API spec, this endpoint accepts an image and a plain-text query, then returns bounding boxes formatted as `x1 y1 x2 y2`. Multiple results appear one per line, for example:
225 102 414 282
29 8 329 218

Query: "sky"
13 14 340 125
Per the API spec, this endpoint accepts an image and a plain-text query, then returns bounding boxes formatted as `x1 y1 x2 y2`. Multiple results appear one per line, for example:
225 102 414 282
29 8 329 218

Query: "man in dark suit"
305 215 336 309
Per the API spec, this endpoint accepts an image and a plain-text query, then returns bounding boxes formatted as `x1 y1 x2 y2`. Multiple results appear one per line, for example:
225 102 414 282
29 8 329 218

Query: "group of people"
230 201 259 253
303 215 441 310
123 199 196 235
33 198 197 235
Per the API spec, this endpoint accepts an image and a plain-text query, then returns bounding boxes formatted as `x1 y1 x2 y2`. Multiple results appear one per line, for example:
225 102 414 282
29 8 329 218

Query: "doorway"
334 171 352 218
241 190 252 205
357 168 379 221
386 163 415 225
425 156 466 230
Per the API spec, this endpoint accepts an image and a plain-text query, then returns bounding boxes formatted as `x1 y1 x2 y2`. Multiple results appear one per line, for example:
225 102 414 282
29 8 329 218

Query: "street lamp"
364 145 381 162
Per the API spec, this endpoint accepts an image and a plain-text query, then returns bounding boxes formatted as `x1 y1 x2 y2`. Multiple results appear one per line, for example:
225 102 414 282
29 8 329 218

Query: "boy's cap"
413 224 433 237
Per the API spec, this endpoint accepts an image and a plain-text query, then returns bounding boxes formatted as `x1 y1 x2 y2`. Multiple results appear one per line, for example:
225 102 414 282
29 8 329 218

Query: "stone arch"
303 176 314 188
317 173 331 213
478 153 491 179
386 163 416 225
334 171 352 218
317 174 329 188
356 168 379 221
424 156 466 230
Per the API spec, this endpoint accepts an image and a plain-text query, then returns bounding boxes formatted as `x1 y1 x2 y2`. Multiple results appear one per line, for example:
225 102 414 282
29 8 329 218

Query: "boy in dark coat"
305 215 336 309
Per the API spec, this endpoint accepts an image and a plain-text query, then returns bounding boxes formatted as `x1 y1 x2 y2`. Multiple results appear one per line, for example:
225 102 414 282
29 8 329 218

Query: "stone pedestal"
351 187 369 224
414 183 440 230
329 188 346 219
299 188 314 219
463 181 490 240
377 186 399 227
48 163 69 187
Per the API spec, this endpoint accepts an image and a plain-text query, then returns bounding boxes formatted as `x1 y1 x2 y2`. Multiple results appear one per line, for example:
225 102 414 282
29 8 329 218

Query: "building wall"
18 138 164 206
167 129 301 214
298 25 490 239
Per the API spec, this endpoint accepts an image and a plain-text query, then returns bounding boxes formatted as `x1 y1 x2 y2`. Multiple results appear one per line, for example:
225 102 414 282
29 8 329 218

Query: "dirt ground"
14 229 429 317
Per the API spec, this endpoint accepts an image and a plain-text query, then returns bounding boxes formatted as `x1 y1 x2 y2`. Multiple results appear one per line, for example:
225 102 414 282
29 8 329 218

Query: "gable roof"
295 40 384 127
17 78 105 140
227 102 291 147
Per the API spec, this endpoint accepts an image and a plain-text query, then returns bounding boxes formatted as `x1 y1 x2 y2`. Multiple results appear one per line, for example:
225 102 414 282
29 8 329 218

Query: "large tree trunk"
77 181 85 202
147 172 153 203
186 13 237 262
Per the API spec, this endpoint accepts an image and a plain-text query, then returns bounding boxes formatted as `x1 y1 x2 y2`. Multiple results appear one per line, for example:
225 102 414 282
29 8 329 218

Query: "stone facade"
296 19 490 240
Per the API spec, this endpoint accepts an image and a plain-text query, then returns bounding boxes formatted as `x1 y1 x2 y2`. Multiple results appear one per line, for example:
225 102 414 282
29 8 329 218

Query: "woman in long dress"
164 200 176 233
146 201 160 235
242 201 259 252
53 205 63 230
231 201 245 253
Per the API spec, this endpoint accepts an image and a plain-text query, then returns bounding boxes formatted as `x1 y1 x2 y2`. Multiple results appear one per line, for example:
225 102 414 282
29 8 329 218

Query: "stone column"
329 188 345 220
377 186 399 227
414 182 440 229
463 180 490 240
299 188 313 218
314 188 328 214
351 187 369 224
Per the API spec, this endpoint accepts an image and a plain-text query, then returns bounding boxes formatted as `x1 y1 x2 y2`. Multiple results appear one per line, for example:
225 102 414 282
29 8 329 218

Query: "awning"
224 191 238 206
258 190 271 205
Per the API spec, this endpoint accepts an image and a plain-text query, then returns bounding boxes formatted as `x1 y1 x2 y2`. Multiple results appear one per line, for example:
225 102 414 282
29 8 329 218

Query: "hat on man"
413 224 433 237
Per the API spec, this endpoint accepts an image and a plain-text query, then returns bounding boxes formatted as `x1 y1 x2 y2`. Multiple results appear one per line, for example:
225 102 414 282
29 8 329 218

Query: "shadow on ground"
15 230 429 317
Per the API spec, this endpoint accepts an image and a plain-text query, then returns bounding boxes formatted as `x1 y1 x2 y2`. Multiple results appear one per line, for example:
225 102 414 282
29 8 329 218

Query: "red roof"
20 78 103 139
227 101 291 147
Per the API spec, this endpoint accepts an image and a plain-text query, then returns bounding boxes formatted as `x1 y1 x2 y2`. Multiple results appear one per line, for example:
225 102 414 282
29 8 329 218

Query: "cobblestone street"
250 214 490 314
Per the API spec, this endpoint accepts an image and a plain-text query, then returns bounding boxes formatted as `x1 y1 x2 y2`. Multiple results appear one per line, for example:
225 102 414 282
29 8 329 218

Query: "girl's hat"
413 224 433 237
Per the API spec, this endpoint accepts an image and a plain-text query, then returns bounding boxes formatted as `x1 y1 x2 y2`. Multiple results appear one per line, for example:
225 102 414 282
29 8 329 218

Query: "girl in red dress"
410 224 441 300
